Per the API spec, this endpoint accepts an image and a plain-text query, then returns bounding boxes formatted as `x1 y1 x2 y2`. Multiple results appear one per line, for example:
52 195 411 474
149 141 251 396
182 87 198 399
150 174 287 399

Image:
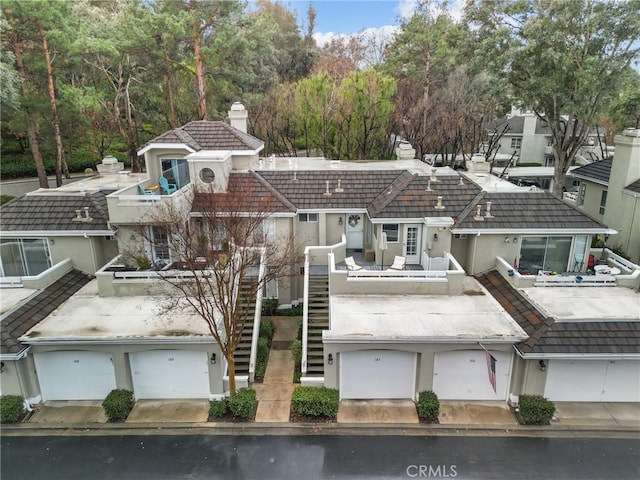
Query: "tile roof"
0 190 113 234
476 270 640 355
571 159 612 184
1 269 92 355
455 192 606 231
624 179 640 194
369 175 482 219
145 121 263 151
257 170 404 211
191 172 296 213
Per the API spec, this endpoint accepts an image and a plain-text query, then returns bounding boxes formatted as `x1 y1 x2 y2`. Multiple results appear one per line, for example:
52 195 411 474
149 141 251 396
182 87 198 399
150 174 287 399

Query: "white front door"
35 351 117 401
345 213 364 249
130 350 210 399
433 350 511 400
340 350 416 400
403 224 421 264
544 360 640 402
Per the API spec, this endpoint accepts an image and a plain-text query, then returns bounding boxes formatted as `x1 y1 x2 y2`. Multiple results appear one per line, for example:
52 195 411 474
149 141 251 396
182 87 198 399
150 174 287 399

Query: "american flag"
486 350 497 393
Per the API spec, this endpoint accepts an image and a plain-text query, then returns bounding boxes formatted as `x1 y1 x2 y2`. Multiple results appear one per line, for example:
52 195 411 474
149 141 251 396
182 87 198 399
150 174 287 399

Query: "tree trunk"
191 7 208 121
227 354 236 395
40 26 65 187
11 30 48 188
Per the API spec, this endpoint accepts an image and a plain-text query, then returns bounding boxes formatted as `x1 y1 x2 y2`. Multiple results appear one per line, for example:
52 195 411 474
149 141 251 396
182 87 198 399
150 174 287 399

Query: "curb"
2 421 639 439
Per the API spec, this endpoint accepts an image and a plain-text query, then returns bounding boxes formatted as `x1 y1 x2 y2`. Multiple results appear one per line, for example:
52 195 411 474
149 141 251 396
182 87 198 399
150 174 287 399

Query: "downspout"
84 233 98 273
248 247 266 383
301 251 310 376
470 232 480 275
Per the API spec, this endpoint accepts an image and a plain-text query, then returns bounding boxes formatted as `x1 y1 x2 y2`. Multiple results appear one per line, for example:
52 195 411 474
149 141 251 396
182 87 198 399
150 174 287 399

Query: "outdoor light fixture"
328 353 333 365
211 353 217 365
0 362 4 373
338 217 343 226
538 360 546 372
504 236 511 243
433 233 438 241
513 237 519 244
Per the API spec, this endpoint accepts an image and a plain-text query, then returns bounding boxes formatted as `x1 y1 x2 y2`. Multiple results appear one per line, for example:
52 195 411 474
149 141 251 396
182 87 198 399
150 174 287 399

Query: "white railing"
534 273 616 286
248 247 267 383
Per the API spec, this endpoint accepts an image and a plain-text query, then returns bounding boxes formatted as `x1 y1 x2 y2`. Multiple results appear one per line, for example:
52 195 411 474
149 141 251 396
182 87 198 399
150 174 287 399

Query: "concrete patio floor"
28 401 107 424
126 400 210 423
337 400 419 424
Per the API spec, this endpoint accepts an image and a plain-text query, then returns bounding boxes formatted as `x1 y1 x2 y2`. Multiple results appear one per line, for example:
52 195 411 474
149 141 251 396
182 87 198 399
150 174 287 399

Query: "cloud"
396 0 418 19
314 25 398 49
395 0 465 22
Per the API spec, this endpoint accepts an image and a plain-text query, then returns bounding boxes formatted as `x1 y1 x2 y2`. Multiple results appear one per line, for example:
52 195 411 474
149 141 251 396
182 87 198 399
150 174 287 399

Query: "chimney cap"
230 102 245 111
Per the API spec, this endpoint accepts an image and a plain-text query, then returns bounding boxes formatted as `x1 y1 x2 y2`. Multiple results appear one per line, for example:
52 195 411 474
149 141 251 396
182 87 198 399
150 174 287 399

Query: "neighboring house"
566 129 640 264
1 104 638 406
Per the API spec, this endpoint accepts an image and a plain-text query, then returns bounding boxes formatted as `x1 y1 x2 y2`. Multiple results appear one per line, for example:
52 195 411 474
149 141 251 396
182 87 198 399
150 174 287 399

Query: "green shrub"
518 395 555 425
1 195 15 206
261 298 279 316
292 339 302 368
102 389 134 422
229 388 257 418
257 337 269 364
208 399 228 418
290 386 339 418
259 320 275 344
0 395 25 424
255 363 267 381
417 391 439 422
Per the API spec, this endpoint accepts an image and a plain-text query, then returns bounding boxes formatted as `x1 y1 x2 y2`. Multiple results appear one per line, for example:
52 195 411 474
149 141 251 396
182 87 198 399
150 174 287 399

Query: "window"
599 190 607 215
199 167 215 184
150 226 171 264
253 218 276 245
578 184 586 206
510 138 522 149
518 236 572 274
298 213 318 223
161 158 190 189
0 238 51 277
382 224 399 242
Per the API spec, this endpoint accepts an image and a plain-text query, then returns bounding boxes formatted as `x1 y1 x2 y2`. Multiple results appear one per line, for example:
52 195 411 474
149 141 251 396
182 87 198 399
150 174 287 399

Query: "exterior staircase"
233 276 258 377
306 274 329 377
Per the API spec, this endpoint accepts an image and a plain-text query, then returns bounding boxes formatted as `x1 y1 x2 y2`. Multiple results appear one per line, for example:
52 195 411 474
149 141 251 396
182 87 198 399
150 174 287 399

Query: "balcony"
106 181 194 225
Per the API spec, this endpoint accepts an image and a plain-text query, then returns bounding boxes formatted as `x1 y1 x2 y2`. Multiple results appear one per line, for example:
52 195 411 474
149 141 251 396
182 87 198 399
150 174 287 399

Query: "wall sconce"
210 353 217 365
327 353 333 365
538 360 546 372
513 237 518 244
49 239 55 245
0 362 4 373
504 236 511 243
338 217 343 226
433 233 438 241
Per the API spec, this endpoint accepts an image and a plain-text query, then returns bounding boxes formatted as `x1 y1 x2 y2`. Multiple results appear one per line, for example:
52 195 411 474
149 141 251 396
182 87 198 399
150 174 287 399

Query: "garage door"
130 350 210 399
433 350 511 400
340 350 416 400
544 360 640 402
35 351 116 401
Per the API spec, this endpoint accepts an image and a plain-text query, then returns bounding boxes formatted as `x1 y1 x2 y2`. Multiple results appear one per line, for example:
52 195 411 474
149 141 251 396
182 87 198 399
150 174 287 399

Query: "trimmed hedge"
208 399 228 418
0 395 25 424
102 389 135 422
259 320 275 345
417 391 440 422
261 298 279 316
518 394 555 425
290 386 339 418
229 388 257 418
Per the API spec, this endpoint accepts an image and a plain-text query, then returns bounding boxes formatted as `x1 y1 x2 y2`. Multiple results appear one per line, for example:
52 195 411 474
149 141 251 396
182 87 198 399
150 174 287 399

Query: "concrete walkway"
253 316 299 422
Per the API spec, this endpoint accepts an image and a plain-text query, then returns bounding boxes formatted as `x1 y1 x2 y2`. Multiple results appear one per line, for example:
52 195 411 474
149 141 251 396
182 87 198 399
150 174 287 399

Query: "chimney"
228 102 248 133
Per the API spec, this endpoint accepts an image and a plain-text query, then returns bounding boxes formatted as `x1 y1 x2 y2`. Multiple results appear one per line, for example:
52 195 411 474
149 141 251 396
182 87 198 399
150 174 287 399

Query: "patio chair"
138 185 156 196
388 255 406 271
344 256 363 271
159 176 177 195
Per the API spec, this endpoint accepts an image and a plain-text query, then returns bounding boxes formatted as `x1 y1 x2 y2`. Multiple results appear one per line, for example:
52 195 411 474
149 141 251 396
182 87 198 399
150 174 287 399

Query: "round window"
199 167 215 183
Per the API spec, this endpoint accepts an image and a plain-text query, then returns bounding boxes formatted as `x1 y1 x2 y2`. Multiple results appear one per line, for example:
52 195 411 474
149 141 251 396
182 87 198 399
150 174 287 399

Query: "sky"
286 0 464 46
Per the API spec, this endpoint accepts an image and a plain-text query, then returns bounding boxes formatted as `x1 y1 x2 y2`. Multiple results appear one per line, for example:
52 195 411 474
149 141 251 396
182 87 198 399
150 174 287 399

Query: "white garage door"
433 350 511 400
340 350 416 400
35 351 116 401
545 360 640 402
130 350 210 399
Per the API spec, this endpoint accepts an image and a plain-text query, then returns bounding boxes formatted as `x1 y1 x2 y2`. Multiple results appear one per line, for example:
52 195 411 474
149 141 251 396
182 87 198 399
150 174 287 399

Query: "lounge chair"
138 185 156 196
344 256 363 271
388 255 406 271
159 176 177 195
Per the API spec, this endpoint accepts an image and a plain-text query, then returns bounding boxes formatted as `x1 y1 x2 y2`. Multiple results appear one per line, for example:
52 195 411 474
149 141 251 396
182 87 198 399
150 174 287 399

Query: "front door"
403 224 421 264
346 213 364 249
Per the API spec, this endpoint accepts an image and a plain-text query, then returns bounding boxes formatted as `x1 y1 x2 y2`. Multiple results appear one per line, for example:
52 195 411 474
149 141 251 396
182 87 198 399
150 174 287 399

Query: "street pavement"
2 434 639 480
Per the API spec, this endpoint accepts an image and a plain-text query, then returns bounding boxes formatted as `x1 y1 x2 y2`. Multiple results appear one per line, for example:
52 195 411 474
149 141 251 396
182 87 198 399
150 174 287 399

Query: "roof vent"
426 178 432 192
335 179 344 193
473 204 485 221
292 171 298 181
459 176 465 186
485 201 494 218
72 207 93 223
430 168 438 182
323 180 332 196
434 196 445 211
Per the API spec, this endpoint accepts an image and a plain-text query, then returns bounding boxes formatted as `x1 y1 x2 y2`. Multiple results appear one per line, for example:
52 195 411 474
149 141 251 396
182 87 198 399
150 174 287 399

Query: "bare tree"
140 176 301 394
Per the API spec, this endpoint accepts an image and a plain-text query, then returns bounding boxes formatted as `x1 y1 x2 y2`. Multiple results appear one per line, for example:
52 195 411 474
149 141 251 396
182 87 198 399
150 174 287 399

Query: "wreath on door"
348 214 361 227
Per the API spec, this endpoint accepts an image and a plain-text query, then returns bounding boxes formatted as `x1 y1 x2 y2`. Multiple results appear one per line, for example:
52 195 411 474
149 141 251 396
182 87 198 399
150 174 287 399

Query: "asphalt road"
2 434 638 480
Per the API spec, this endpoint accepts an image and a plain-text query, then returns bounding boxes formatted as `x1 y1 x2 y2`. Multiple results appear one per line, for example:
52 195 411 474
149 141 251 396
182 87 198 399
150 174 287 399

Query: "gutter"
19 338 217 346
0 230 115 238
513 345 640 361
322 335 528 344
450 228 617 235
